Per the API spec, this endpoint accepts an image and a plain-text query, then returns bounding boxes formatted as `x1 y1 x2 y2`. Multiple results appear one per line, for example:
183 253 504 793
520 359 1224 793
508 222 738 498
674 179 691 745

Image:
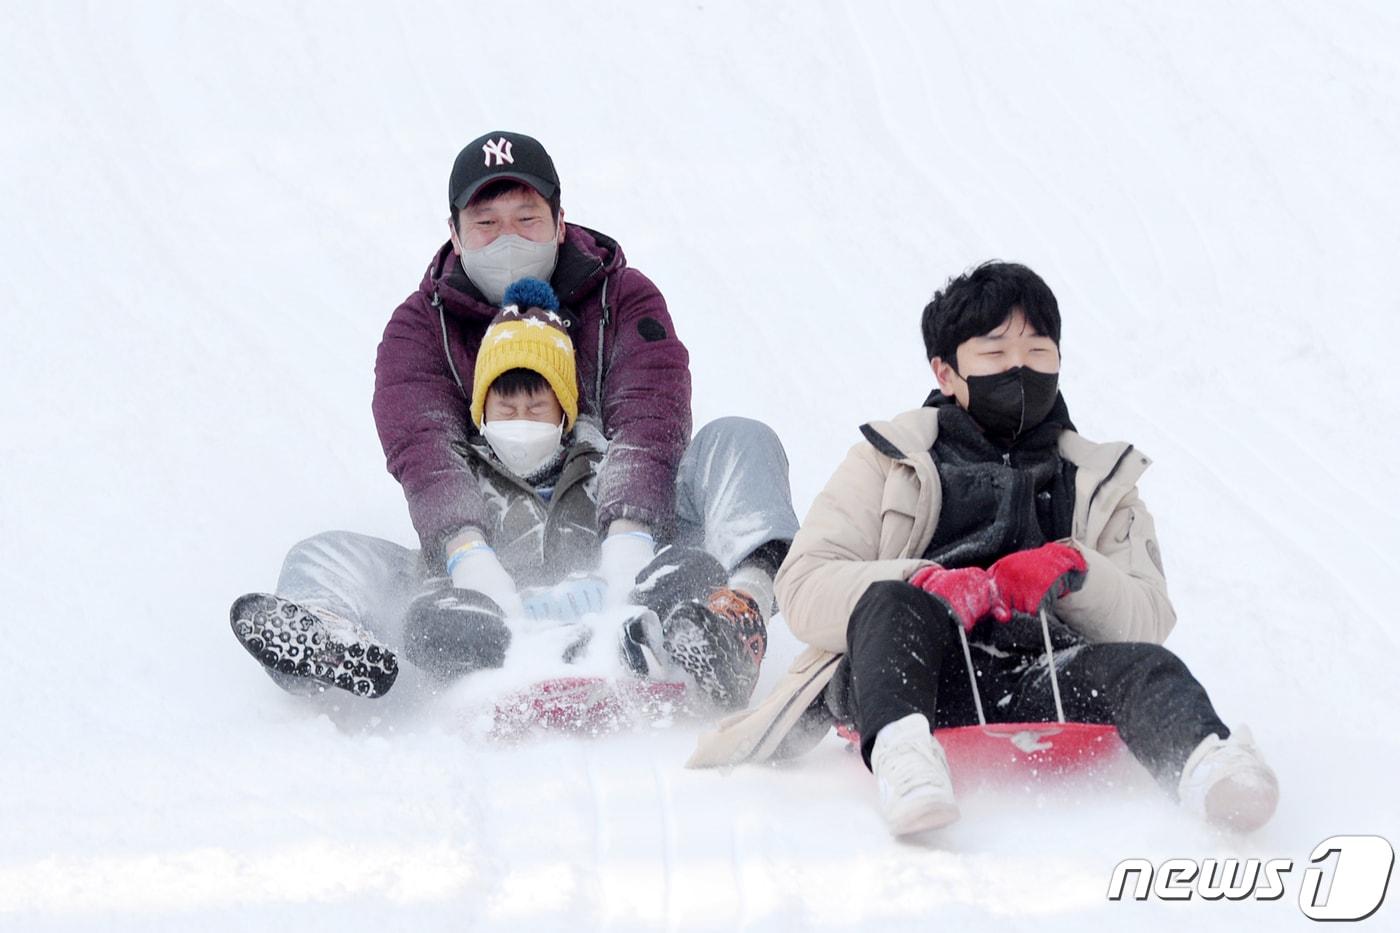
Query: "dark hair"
450 179 562 230
488 367 552 399
920 261 1061 368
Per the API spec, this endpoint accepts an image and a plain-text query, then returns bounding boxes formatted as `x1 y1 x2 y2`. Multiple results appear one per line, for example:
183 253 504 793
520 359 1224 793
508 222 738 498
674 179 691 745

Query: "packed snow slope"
3 1 1398 930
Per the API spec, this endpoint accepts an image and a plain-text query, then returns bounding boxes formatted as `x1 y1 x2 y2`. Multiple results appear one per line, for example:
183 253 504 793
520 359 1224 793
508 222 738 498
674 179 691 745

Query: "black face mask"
963 367 1060 441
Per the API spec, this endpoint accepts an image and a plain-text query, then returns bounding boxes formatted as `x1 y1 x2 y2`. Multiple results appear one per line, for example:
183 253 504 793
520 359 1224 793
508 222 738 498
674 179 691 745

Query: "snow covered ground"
3 1 1398 929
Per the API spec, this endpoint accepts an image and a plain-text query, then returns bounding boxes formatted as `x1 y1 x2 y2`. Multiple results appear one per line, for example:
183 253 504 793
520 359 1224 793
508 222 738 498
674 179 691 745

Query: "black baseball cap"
449 131 560 211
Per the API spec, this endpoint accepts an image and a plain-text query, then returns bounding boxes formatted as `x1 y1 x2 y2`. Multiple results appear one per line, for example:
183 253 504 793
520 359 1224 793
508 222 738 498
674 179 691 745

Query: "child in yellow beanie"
442 278 609 621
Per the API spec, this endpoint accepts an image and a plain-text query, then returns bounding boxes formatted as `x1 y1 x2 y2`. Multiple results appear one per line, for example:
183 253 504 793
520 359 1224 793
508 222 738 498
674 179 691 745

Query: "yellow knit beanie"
469 278 578 429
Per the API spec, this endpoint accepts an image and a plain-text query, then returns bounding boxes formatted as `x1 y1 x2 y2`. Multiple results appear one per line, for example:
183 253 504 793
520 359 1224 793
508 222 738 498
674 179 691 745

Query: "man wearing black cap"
228 132 801 706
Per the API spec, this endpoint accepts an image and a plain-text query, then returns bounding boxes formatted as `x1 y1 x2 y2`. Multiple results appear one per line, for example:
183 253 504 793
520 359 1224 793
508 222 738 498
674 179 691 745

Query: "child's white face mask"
482 417 564 478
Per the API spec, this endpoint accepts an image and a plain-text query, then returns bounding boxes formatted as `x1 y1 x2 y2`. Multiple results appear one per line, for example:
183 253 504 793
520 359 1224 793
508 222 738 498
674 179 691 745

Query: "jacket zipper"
435 291 469 400
1085 445 1136 520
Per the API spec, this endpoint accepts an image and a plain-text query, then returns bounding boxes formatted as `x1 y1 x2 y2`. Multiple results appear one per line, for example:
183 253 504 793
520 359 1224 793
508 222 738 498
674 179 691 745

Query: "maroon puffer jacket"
373 224 692 562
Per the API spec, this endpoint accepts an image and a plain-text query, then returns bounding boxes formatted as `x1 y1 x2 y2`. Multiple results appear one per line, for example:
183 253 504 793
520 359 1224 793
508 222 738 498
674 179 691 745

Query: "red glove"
909 566 998 631
988 543 1087 622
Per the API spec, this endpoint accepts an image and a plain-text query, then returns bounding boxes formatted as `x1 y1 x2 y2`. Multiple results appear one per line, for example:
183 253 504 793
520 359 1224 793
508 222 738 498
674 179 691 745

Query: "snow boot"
870 713 960 836
660 585 767 710
1178 725 1279 832
401 586 512 680
230 593 398 698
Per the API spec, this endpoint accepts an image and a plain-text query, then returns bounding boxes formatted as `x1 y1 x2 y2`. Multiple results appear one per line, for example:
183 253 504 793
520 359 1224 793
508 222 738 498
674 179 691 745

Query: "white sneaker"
870 713 960 836
1178 725 1279 832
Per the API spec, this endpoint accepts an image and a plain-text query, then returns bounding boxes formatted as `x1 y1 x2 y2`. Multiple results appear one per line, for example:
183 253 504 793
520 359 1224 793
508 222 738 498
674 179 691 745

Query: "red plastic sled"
493 676 687 738
835 720 1123 788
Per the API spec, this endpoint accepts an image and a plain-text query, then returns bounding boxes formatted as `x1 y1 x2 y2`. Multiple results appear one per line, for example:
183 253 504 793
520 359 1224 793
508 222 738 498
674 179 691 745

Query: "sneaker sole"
662 603 756 709
1205 772 1279 833
888 796 962 836
230 593 398 698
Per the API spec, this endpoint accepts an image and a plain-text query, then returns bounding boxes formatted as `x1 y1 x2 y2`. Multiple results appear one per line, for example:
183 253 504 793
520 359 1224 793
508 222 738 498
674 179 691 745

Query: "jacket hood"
420 223 627 323
859 403 1152 567
858 407 942 463
861 401 1142 490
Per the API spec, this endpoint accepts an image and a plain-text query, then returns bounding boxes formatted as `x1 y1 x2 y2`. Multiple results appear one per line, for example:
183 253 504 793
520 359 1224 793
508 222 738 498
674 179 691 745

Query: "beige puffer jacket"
688 406 1174 768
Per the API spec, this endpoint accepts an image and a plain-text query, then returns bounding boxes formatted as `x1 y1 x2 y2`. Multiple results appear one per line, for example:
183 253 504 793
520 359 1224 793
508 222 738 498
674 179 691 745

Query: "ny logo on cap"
482 138 515 167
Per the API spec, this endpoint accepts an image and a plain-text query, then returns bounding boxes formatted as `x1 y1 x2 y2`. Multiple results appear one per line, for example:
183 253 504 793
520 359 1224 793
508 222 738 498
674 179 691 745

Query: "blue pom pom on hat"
502 277 560 312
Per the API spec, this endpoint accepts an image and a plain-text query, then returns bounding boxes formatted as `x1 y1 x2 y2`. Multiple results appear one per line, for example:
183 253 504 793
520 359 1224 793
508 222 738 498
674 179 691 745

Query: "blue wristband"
446 542 494 575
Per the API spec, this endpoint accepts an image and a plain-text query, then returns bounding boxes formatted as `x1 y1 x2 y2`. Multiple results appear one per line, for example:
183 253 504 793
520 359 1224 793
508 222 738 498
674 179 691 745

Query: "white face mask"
459 234 559 304
482 418 564 478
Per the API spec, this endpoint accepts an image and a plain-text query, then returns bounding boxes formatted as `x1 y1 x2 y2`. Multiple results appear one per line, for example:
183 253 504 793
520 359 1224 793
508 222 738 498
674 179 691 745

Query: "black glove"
401 586 511 680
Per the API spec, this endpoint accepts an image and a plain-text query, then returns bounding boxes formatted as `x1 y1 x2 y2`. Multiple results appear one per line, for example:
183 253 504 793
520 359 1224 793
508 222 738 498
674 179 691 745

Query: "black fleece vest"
922 396 1077 568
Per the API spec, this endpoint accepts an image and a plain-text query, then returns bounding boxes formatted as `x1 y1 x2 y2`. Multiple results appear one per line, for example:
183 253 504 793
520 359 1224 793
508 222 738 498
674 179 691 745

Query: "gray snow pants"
274 416 801 653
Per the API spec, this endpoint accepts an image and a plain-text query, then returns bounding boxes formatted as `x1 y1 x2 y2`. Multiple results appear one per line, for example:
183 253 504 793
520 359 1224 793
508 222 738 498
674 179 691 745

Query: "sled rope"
955 623 987 726
1039 606 1066 724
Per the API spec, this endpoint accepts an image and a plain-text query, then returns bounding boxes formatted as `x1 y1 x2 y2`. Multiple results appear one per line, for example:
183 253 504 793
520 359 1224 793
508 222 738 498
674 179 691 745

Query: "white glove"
599 529 655 606
448 540 523 618
521 574 608 622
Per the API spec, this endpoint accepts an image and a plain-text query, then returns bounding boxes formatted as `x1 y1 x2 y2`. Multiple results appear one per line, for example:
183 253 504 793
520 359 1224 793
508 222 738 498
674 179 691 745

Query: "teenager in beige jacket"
689 262 1279 837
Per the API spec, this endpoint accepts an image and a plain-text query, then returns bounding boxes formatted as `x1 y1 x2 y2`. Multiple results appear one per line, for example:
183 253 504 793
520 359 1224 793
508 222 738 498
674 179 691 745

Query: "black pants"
845 580 1228 792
